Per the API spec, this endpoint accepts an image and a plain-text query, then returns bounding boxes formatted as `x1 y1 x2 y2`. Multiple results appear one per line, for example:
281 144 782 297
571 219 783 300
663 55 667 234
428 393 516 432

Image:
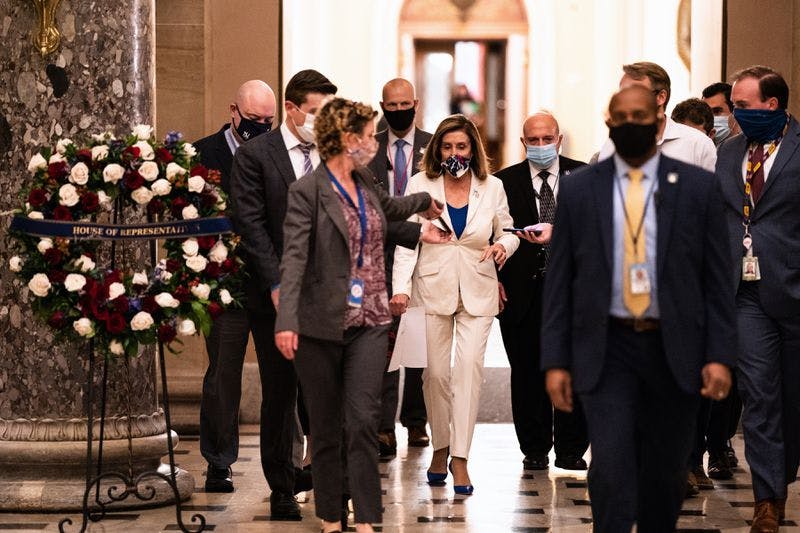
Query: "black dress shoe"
522 455 548 470
725 441 739 467
707 455 733 480
341 493 350 530
554 456 588 470
270 491 301 521
378 431 397 457
293 466 313 494
204 466 234 493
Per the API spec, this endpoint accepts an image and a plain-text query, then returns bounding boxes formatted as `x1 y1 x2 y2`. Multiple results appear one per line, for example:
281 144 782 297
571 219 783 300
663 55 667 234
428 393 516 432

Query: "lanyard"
326 164 367 268
614 172 658 258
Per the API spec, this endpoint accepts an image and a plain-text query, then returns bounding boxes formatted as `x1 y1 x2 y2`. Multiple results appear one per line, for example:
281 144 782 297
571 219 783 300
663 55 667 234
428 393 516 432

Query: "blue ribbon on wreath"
10 215 233 240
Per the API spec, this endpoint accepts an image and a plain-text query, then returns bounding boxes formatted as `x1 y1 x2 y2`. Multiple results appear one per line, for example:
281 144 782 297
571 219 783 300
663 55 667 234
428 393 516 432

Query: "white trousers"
423 298 493 459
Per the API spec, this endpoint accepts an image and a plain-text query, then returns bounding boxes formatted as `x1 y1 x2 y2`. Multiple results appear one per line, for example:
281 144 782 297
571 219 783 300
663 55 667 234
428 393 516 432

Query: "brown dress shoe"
685 471 699 498
751 498 780 533
777 497 786 521
378 431 397 457
407 425 430 447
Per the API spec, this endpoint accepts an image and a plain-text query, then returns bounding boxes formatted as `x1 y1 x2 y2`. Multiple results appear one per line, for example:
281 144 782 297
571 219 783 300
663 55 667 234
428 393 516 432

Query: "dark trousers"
295 326 388 524
499 300 588 459
200 308 297 494
581 322 699 532
690 374 741 467
379 317 427 432
736 282 800 501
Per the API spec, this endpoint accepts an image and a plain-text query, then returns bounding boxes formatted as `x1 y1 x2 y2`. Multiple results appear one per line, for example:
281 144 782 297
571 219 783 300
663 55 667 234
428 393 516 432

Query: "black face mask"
234 106 272 141
609 122 658 159
383 107 416 132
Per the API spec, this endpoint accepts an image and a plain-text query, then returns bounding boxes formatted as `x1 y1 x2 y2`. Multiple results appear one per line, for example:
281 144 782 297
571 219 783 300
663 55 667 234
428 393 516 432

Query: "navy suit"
541 155 736 530
716 117 800 502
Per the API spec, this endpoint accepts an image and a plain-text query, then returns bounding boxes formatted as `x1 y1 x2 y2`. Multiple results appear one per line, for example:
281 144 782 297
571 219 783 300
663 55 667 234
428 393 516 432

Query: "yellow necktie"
623 168 649 317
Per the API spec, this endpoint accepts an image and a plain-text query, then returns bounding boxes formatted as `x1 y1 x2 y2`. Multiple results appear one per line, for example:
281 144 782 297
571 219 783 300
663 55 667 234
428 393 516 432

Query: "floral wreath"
6 125 244 357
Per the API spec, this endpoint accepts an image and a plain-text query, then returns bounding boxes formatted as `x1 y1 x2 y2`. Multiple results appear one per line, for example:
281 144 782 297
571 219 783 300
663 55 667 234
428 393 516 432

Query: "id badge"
742 254 761 281
347 278 364 308
629 263 651 295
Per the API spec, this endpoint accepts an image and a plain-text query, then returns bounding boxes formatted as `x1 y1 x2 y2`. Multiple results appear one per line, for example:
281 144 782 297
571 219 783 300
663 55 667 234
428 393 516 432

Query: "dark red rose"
204 262 221 278
147 198 164 217
197 236 216 250
201 193 216 208
76 149 93 164
206 169 221 185
170 196 189 218
156 148 173 164
44 248 63 266
84 277 100 299
166 259 181 273
221 258 237 273
106 313 127 334
28 188 48 207
141 295 158 314
123 170 144 190
190 164 208 180
105 270 123 284
173 285 190 303
48 161 68 180
122 146 141 160
48 311 67 329
207 301 223 319
90 301 109 321
52 205 73 221
110 295 129 313
80 192 99 213
48 269 67 283
158 324 177 343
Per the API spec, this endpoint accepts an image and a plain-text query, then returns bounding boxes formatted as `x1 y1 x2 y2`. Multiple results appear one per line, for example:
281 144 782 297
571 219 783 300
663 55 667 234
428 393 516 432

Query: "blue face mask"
441 154 471 179
732 108 787 143
526 143 558 168
713 115 731 145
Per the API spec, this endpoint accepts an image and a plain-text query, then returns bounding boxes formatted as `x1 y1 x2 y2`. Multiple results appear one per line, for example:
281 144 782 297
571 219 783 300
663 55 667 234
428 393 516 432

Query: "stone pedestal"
0 0 193 511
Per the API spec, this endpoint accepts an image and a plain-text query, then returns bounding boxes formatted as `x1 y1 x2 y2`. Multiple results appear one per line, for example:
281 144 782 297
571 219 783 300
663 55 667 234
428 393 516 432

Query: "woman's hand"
420 219 451 244
421 198 444 220
389 294 410 316
515 223 552 245
498 282 507 313
480 242 508 269
275 330 299 360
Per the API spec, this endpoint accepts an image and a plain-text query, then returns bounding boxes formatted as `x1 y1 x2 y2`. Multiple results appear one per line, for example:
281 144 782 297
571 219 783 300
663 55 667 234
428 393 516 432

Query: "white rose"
130 311 154 331
132 124 153 140
216 201 227 211
74 254 96 272
9 256 23 272
151 179 172 196
183 142 197 157
27 153 48 173
133 140 155 161
97 191 112 210
138 161 159 181
69 162 90 185
219 289 233 305
155 292 180 308
177 318 196 336
185 255 208 272
103 163 125 184
131 186 154 205
58 183 80 206
208 241 228 263
187 175 206 193
37 238 53 254
191 283 211 300
56 138 73 154
28 211 44 219
181 238 199 257
91 145 109 161
49 152 65 164
182 205 199 220
108 282 125 300
166 162 186 180
73 317 94 337
132 271 149 285
64 273 87 292
109 339 124 356
160 270 173 282
91 132 109 142
28 273 51 297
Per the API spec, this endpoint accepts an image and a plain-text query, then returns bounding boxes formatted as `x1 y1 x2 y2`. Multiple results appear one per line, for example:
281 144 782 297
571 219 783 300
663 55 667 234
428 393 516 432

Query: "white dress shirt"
387 128 416 196
528 158 560 213
280 122 321 179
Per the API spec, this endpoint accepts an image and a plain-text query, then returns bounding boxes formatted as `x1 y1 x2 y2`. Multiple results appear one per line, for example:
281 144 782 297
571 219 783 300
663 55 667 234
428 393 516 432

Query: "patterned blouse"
333 185 392 329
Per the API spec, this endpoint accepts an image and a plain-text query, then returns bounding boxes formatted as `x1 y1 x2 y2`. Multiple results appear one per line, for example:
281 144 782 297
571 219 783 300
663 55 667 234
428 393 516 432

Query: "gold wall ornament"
30 0 63 57
677 0 692 70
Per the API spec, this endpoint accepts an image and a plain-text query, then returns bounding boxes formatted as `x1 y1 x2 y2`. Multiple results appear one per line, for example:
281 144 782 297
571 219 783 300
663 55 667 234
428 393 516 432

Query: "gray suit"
716 117 800 502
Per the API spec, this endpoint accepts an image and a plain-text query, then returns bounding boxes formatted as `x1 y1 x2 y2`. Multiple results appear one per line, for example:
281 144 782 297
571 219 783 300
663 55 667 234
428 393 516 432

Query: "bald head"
230 80 276 142
380 78 418 135
382 78 415 102
520 111 562 151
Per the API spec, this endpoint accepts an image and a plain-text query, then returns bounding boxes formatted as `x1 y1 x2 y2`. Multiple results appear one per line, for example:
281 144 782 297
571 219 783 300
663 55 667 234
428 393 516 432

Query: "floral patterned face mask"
441 154 471 179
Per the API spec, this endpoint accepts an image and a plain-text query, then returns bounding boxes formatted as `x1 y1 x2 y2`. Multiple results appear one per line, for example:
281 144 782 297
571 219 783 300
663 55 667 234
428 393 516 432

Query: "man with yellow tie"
540 85 736 531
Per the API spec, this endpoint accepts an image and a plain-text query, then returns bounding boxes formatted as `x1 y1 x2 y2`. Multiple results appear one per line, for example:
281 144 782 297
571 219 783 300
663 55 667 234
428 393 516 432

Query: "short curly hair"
314 97 378 161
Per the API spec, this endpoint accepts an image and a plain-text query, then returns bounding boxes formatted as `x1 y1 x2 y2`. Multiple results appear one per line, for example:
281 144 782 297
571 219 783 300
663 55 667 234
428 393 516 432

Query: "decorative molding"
0 410 166 441
30 0 63 56
677 0 692 70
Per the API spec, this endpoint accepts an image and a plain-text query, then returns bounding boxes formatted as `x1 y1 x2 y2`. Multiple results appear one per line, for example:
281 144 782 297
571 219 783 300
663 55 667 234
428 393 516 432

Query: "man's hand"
270 287 280 311
546 368 574 412
480 242 508 269
515 223 553 245
498 282 507 313
421 198 444 220
275 330 298 360
389 293 410 316
420 219 451 244
700 362 732 400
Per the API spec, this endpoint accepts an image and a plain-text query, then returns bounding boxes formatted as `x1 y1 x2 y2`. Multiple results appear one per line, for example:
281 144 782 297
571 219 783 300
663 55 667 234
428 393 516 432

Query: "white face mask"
294 108 316 143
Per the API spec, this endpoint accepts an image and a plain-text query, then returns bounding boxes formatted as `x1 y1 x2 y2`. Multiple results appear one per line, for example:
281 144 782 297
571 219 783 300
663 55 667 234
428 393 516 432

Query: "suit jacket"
392 172 520 317
194 125 235 194
540 155 736 395
716 117 800 318
495 155 586 325
275 165 432 341
229 128 297 313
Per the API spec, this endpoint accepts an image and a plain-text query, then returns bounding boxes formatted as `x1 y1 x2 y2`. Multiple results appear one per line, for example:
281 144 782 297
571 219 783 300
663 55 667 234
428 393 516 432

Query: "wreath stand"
58 200 207 533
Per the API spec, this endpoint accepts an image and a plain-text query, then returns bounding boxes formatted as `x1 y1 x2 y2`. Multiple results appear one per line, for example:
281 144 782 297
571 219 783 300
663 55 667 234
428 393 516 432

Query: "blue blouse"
447 203 468 239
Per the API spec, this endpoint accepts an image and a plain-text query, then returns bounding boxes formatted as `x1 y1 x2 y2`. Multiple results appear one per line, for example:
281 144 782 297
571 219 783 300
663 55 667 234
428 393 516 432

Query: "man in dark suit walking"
229 70 337 520
367 78 432 456
193 79 276 494
495 112 588 471
716 65 800 531
542 86 736 531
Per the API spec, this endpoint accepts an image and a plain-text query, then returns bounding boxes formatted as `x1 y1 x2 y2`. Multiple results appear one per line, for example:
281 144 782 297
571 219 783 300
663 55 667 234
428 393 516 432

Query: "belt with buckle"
610 316 661 332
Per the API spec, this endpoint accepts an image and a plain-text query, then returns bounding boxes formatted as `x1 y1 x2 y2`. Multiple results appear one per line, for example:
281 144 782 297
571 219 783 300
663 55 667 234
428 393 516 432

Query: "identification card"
347 278 365 308
629 263 651 295
742 252 761 281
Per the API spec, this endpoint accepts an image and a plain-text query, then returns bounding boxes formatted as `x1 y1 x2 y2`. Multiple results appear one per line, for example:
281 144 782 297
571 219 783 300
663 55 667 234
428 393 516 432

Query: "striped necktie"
298 143 314 176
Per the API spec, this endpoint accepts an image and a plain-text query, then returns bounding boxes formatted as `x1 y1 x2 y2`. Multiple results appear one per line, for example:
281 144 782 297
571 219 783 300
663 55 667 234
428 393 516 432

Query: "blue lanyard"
325 164 367 268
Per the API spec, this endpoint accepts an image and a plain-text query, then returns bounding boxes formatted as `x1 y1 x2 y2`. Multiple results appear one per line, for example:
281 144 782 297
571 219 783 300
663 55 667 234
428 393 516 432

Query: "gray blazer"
716 117 800 318
275 164 432 341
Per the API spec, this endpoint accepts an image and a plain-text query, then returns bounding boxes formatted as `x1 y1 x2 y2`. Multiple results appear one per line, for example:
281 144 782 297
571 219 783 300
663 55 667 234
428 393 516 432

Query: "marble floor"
1 425 798 532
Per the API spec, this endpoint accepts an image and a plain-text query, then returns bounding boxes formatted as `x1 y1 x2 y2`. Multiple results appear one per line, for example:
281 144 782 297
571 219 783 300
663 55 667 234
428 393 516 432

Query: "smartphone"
503 227 542 236
435 217 453 234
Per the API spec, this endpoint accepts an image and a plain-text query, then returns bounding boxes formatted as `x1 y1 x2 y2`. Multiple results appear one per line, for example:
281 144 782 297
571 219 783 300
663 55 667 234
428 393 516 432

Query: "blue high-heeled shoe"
426 470 447 485
449 461 474 495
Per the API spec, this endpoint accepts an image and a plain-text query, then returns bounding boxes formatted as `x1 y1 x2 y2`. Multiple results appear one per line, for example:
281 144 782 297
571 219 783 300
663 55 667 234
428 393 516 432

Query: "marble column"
0 0 193 511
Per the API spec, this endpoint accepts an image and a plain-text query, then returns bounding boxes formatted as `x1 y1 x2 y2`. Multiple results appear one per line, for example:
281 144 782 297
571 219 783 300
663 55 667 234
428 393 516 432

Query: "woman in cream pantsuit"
391 114 519 494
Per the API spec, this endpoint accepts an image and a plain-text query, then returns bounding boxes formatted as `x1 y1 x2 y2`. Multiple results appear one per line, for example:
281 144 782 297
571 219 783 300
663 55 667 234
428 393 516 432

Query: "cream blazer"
392 171 519 317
